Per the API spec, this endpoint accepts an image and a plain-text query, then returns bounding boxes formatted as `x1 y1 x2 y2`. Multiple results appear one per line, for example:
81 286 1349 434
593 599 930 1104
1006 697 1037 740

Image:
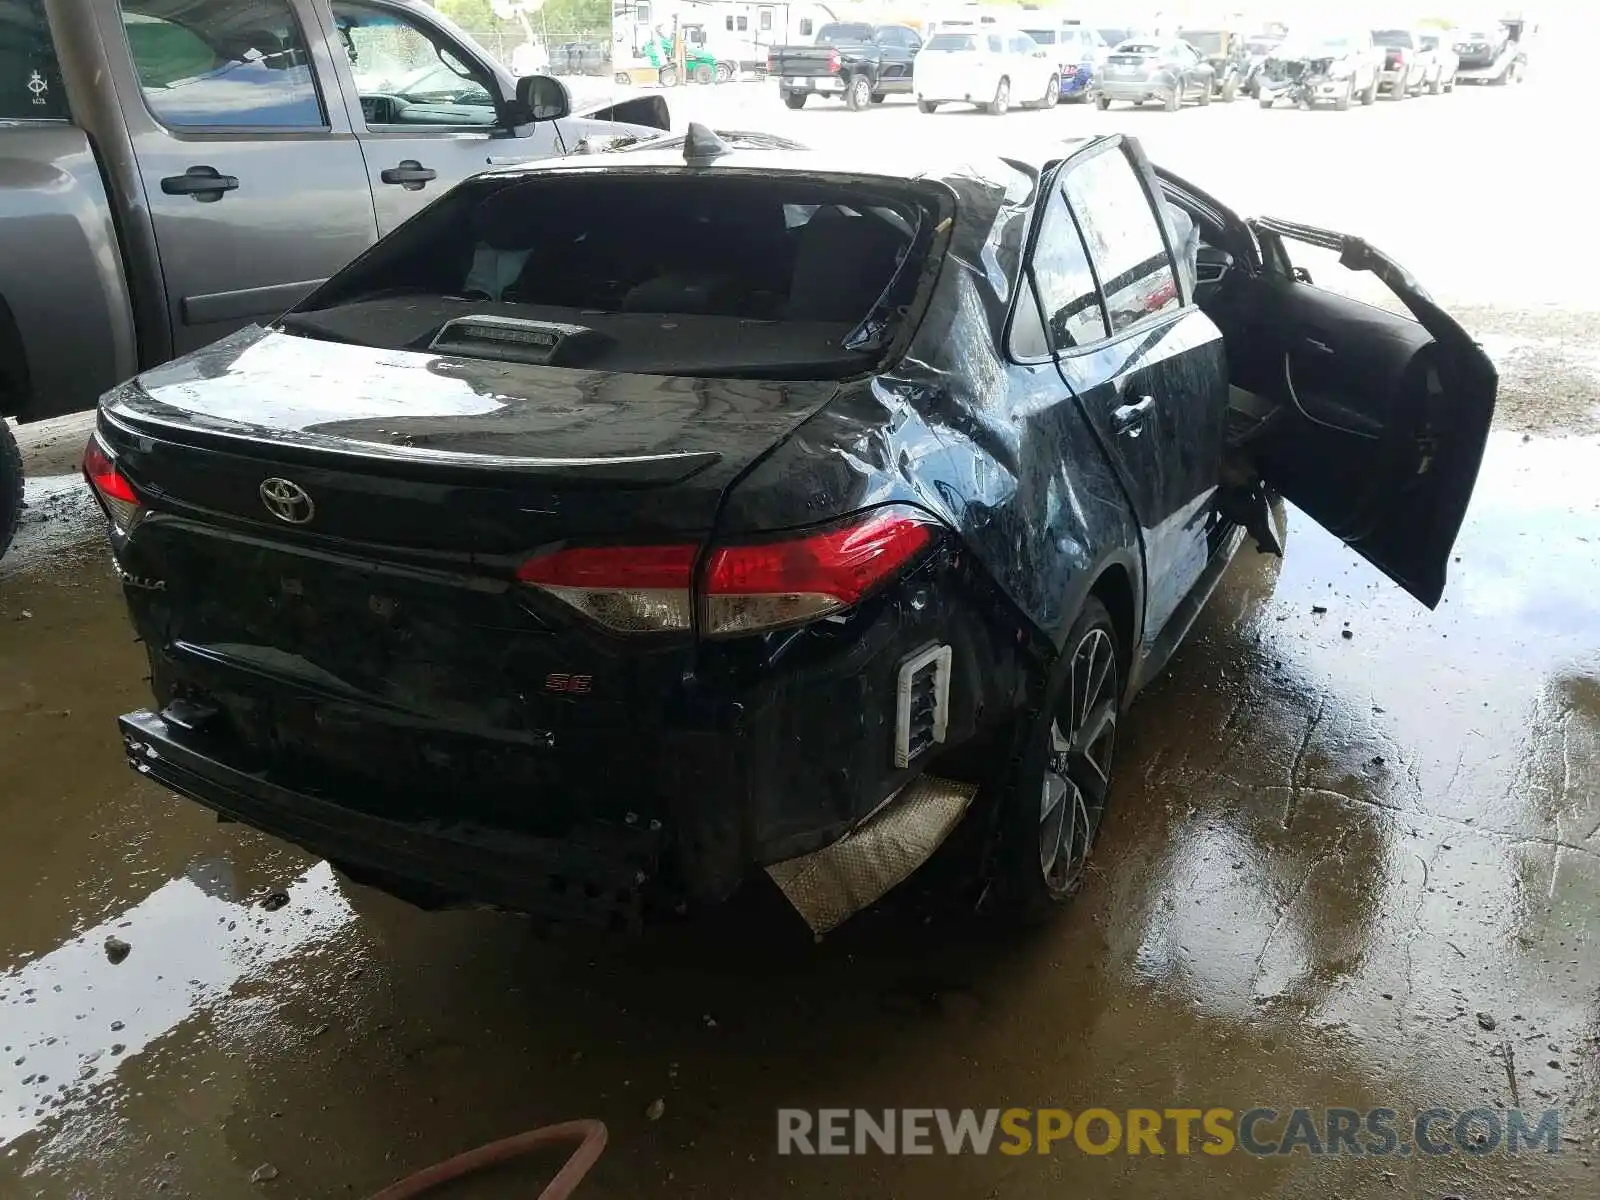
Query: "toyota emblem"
259 477 315 525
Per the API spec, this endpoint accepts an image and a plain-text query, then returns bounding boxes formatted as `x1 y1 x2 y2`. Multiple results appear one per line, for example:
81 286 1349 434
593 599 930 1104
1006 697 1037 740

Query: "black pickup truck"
767 22 923 110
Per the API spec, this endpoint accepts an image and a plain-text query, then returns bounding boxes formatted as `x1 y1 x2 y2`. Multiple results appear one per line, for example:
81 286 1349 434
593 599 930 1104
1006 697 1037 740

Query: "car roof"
485 140 1101 193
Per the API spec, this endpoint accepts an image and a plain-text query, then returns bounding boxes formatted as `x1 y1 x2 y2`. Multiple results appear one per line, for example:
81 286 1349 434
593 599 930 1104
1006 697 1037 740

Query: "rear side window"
119 0 323 129
0 0 68 119
1020 185 1108 353
987 35 1003 53
1023 29 1057 45
1062 147 1180 334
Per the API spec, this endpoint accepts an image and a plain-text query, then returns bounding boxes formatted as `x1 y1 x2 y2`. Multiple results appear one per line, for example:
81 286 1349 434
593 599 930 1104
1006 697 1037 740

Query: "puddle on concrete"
0 431 1596 1198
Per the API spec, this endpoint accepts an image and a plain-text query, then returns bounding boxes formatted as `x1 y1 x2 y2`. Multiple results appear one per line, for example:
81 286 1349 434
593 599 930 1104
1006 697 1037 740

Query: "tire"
1334 78 1352 110
845 74 872 110
783 89 807 109
1164 81 1182 111
692 63 714 86
714 62 734 83
0 418 21 561
658 65 679 87
1095 93 1111 111
1390 74 1407 99
614 71 631 86
1428 69 1442 95
1258 91 1274 108
917 98 939 114
1220 72 1238 102
1032 75 1059 109
1362 74 1379 105
989 598 1122 921
986 76 1010 115
1197 79 1212 105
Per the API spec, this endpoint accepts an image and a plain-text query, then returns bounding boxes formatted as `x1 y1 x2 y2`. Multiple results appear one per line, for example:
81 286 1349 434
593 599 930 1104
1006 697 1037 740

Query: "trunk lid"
102 325 838 555
104 326 840 823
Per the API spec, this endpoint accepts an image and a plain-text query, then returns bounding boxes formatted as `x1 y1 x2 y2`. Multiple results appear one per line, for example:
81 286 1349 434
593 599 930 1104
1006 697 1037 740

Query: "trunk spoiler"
99 405 721 486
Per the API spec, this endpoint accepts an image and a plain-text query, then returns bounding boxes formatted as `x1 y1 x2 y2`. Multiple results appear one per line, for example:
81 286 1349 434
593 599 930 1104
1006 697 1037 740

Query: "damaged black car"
88 123 1496 935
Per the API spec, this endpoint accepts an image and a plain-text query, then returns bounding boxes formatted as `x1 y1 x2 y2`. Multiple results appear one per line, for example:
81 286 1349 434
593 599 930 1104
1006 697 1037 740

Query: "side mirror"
514 74 571 123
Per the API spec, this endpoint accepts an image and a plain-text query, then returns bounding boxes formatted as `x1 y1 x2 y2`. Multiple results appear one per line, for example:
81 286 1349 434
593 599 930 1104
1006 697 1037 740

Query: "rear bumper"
117 552 1023 927
781 74 843 93
1099 80 1172 102
120 709 663 928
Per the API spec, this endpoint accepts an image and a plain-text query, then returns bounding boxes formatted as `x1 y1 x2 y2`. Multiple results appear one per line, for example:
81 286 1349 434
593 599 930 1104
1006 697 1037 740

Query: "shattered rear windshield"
281 172 946 381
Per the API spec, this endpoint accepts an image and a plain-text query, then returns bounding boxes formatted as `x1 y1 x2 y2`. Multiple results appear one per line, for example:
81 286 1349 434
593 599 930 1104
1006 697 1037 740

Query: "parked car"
1454 19 1529 84
1240 33 1283 96
1176 28 1252 100
1372 28 1429 98
1258 31 1382 109
914 28 1060 114
1020 21 1106 102
1095 39 1216 111
0 0 661 560
768 22 922 110
1418 29 1460 92
92 115 1497 933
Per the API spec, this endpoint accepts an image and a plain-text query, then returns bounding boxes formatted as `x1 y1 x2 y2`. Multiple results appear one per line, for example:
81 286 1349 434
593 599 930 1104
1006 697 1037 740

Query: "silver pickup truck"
0 0 666 556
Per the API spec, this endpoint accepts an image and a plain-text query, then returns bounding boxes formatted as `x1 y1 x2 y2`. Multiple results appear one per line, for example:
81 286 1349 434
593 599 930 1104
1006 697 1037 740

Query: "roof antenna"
682 122 731 164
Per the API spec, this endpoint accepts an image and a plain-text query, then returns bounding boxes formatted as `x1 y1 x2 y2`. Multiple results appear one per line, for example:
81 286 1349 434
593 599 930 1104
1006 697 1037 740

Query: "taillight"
516 507 938 637
827 49 841 71
82 433 143 533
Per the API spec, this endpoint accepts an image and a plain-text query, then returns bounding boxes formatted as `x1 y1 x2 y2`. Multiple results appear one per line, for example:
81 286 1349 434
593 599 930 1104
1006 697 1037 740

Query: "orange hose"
368 1119 608 1200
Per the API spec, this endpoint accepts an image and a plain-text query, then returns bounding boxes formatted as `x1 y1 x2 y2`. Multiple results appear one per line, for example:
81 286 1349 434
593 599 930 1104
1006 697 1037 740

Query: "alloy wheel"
1038 626 1118 893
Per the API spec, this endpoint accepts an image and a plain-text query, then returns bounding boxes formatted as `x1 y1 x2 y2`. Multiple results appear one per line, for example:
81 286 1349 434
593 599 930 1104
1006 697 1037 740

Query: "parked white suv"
914 29 1060 114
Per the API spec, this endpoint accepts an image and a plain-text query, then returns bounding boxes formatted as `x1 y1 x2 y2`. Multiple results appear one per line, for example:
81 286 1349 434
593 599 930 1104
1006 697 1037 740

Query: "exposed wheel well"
1088 563 1136 701
0 295 29 420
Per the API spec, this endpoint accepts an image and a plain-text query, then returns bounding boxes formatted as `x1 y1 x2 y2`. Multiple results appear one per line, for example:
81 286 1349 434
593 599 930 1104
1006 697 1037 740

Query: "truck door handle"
1112 395 1155 435
380 160 438 189
160 166 238 201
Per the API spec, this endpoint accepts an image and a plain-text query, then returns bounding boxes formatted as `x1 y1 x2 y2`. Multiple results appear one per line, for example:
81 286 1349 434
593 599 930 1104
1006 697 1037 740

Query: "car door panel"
326 0 561 235
1220 216 1496 607
1040 139 1229 647
1057 314 1229 641
100 0 379 358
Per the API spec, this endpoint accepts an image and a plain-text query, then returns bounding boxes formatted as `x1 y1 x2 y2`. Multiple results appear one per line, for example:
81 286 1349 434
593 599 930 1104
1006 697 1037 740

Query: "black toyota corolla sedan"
86 121 1495 934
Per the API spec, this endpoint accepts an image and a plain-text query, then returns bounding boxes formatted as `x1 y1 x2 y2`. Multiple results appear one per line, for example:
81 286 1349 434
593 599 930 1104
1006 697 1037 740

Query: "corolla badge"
259 477 315 525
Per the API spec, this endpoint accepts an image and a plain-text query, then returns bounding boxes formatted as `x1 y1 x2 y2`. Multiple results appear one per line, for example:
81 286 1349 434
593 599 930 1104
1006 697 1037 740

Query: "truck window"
332 2 497 128
118 0 323 129
1061 146 1180 334
0 0 69 120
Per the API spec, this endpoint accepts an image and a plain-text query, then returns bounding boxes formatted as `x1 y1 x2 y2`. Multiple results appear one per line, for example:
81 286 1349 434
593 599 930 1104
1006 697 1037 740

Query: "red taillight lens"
828 49 841 71
516 508 938 637
82 434 143 531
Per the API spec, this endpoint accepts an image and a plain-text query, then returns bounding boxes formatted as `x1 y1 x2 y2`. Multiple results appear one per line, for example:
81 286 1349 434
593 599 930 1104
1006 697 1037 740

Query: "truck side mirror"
514 74 572 123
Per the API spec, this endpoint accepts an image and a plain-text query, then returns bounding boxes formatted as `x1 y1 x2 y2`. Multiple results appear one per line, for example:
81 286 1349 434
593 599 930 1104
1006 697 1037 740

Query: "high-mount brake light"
82 434 143 533
515 508 938 636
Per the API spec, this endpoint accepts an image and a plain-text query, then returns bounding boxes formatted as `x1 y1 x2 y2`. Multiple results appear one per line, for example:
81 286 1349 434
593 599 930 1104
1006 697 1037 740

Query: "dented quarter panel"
719 154 1144 655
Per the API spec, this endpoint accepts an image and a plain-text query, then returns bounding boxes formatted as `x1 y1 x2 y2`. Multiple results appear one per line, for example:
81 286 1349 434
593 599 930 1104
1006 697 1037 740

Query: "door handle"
1112 395 1155 435
380 160 438 190
160 166 238 201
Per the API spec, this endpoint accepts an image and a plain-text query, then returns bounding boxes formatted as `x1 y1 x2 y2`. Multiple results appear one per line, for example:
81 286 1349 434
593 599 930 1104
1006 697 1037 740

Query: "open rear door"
1221 218 1497 608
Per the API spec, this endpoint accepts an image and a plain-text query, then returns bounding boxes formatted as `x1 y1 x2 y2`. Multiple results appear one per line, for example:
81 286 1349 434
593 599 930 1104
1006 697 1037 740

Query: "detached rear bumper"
119 708 662 928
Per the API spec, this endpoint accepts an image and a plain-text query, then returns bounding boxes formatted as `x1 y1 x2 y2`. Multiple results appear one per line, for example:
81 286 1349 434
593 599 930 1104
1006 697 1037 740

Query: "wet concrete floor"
2 428 1597 1198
